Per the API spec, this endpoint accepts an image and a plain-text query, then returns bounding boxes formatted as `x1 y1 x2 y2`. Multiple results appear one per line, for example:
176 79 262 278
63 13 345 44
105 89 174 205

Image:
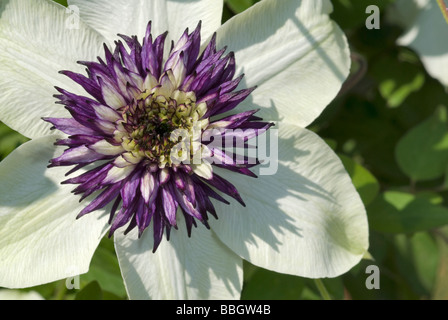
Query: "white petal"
393 0 448 87
140 171 157 203
104 166 136 184
100 77 127 109
159 168 170 185
0 289 44 300
192 162 213 180
215 0 350 127
0 136 109 288
210 122 369 278
114 217 243 300
68 0 223 46
90 140 124 156
93 104 121 122
0 0 106 139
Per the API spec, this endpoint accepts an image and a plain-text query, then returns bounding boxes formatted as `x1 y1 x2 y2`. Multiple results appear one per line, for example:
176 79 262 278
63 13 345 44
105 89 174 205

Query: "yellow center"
114 87 209 168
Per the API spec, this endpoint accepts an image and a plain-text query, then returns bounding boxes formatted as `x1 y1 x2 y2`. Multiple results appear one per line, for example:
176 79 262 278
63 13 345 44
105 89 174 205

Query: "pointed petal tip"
54 86 63 93
220 198 231 205
202 220 211 230
75 211 86 220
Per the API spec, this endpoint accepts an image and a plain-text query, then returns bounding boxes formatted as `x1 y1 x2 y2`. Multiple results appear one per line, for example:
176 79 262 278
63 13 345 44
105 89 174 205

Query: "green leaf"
52 0 68 6
225 0 256 14
75 281 103 300
417 191 444 205
81 237 127 298
241 266 304 300
395 106 448 182
318 95 407 183
0 123 29 160
394 233 439 297
299 278 345 300
339 154 380 206
371 55 425 108
368 191 448 233
102 290 125 300
433 228 448 299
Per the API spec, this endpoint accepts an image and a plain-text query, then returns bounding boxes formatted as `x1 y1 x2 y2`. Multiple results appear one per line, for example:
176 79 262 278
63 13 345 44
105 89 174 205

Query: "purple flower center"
44 21 273 251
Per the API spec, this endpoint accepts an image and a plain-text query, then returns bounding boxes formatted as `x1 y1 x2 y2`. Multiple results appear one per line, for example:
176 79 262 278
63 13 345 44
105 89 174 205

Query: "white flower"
0 0 368 299
391 0 448 87
0 289 44 300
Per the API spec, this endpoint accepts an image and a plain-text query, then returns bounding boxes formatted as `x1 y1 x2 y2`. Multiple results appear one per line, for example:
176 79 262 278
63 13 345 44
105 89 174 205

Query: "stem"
409 178 417 194
437 0 448 24
54 280 68 300
338 53 368 97
314 279 332 300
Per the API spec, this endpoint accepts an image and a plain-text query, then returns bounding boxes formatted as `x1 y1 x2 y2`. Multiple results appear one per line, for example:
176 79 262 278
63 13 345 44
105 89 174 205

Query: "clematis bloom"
391 0 448 87
0 0 368 299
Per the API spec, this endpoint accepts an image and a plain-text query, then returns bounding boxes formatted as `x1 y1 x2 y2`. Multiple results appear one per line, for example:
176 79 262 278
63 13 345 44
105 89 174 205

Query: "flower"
0 0 369 299
44 20 273 251
0 289 44 300
390 0 448 87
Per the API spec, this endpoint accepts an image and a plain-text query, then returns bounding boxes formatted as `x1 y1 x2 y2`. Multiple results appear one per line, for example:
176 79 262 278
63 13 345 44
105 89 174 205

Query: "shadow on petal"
114 219 243 300
208 97 367 278
0 137 60 209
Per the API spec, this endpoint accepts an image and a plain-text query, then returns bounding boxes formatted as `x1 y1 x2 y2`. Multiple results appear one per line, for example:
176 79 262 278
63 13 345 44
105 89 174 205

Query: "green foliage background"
1 0 448 300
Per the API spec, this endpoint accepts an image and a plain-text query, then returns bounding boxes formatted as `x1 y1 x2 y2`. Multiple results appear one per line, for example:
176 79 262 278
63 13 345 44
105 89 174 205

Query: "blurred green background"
1 0 448 300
